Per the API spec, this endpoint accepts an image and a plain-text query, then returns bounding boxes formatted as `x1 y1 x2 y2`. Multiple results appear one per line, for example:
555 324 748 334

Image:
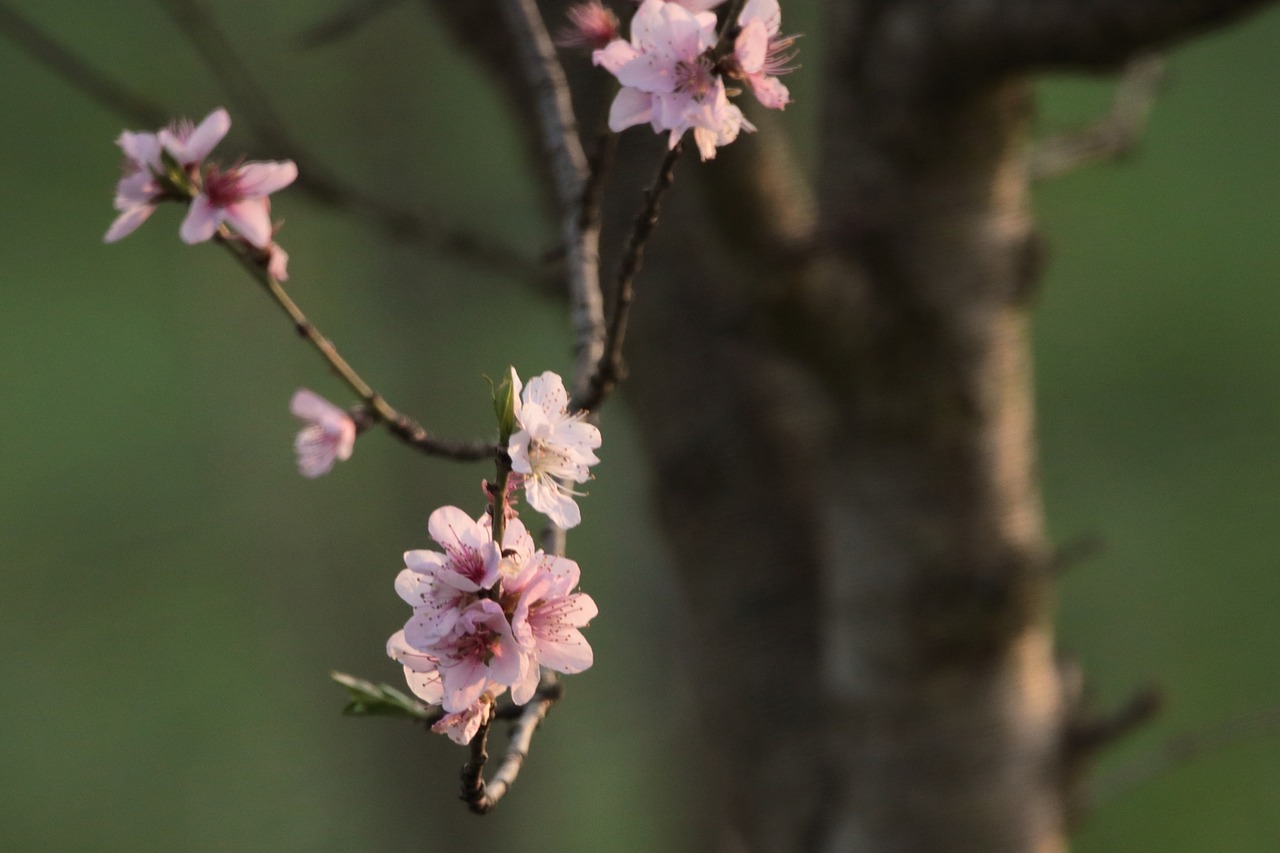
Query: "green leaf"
330 671 432 720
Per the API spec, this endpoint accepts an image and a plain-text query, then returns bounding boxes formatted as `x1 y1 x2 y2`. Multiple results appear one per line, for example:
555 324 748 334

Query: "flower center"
202 165 244 208
674 56 716 100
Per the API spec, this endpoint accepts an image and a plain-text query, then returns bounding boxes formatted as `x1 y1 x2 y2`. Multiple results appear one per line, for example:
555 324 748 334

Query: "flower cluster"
387 368 601 743
585 0 796 159
105 107 296 279
388 506 598 744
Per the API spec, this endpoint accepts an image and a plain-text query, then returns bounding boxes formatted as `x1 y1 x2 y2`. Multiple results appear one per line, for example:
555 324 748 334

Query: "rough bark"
430 1 1279 850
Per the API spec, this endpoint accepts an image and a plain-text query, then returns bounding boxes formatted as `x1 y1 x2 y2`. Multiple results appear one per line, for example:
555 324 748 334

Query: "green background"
1 1 1278 850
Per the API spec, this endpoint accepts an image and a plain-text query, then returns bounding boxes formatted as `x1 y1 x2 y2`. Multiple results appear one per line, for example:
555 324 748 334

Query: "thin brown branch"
0 0 537 280
1030 55 1167 181
941 0 1278 72
296 0 407 48
1067 685 1164 758
155 0 538 281
1092 702 1280 806
575 143 683 413
498 0 605 403
218 235 497 461
462 675 562 814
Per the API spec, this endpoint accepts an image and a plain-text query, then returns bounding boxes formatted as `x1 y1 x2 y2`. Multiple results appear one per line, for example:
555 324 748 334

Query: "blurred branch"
296 0 406 48
1092 702 1280 806
1067 685 1165 758
218 233 498 461
575 144 683 413
155 0 540 281
1030 55 1167 181
1049 533 1108 576
498 0 605 403
461 675 563 814
0 0 168 127
0 0 538 281
942 0 1277 71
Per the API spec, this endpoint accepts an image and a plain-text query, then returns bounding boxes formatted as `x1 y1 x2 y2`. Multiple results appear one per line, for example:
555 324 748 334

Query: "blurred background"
1 1 1278 850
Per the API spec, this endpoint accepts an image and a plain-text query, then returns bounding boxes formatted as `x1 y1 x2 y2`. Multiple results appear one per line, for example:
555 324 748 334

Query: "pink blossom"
432 689 500 745
594 0 753 160
158 108 230 166
396 506 506 644
181 159 297 248
433 599 528 713
290 388 356 477
732 0 795 110
386 629 444 705
508 552 597 704
507 369 601 529
104 108 229 243
555 1 620 50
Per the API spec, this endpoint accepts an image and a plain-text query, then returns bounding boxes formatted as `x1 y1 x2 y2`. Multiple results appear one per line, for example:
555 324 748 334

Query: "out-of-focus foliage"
0 1 1277 850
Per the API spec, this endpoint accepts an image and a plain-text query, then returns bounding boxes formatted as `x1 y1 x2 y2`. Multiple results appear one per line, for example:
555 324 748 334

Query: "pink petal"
607 87 655 133
751 74 791 110
103 205 155 243
735 19 769 75
179 195 221 244
234 160 298 197
290 388 345 423
510 657 541 706
739 0 782 35
185 108 231 162
428 506 485 553
535 626 594 674
117 131 163 171
222 199 273 247
592 39 637 74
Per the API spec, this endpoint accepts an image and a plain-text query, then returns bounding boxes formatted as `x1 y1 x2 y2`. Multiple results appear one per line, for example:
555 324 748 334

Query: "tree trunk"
432 1 1279 849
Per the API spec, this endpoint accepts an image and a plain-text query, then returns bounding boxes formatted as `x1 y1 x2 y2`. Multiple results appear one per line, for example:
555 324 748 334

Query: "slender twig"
1030 54 1167 181
0 0 537 280
217 235 497 460
499 0 605 404
461 675 563 814
156 0 539 280
575 143 683 412
1067 685 1164 758
296 0 406 48
581 131 618 240
1092 702 1280 806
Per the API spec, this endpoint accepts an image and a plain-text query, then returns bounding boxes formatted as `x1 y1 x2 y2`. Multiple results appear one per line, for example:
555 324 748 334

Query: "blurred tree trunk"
435 1 1276 850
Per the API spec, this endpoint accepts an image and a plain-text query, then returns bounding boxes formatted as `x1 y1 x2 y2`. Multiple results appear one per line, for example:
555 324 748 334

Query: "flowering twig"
575 143 683 413
460 675 563 814
499 0 606 405
156 0 541 281
0 0 536 281
217 235 497 460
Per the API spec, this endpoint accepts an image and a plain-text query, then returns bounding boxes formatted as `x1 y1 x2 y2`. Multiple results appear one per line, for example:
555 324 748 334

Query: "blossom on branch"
104 107 229 242
181 159 297 248
555 1 620 50
389 503 597 741
290 388 356 477
731 0 796 110
507 369 602 529
594 0 753 160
